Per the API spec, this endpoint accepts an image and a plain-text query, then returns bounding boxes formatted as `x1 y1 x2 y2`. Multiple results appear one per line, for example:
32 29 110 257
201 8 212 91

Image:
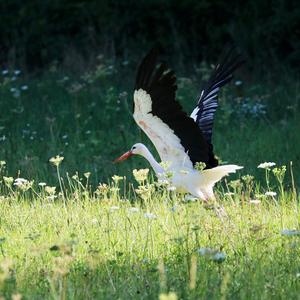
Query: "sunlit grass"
0 159 299 299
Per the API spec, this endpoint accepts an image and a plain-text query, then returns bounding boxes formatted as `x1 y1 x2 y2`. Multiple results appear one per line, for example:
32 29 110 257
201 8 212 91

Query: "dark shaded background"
1 0 299 73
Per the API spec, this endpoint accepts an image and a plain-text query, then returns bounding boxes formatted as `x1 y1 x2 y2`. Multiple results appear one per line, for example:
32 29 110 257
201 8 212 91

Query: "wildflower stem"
265 169 270 190
290 161 299 228
143 219 150 258
56 165 66 206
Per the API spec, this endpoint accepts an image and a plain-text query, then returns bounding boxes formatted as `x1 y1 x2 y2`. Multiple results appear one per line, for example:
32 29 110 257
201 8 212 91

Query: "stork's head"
113 143 147 163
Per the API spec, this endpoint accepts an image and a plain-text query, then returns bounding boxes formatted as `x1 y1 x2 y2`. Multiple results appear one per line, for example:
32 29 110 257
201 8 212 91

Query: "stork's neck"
141 147 164 174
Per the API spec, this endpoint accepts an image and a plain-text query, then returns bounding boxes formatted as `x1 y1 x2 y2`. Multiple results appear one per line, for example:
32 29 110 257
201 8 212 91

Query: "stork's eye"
132 146 136 150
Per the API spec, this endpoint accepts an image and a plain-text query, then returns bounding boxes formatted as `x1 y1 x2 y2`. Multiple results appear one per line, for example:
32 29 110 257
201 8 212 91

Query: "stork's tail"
200 165 243 200
199 165 243 199
202 165 243 186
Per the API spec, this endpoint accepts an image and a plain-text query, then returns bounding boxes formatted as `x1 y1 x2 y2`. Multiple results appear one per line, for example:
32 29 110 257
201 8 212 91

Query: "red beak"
113 151 133 163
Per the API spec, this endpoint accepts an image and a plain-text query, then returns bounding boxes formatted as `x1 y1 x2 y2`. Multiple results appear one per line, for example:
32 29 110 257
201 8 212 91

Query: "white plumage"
133 89 193 169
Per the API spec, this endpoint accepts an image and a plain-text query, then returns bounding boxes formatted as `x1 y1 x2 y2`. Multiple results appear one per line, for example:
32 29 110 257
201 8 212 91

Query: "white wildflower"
21 85 28 90
132 168 149 182
109 206 120 212
112 175 123 183
157 178 170 186
91 218 98 225
212 252 226 262
144 212 157 219
14 70 21 75
2 70 8 75
14 178 28 186
198 248 226 262
49 155 64 167
281 229 300 236
167 186 176 191
72 174 79 180
45 186 56 195
257 162 276 169
235 80 242 86
265 191 277 197
14 178 33 191
3 176 13 187
249 199 261 204
84 172 91 179
38 182 47 187
96 183 108 195
128 207 139 213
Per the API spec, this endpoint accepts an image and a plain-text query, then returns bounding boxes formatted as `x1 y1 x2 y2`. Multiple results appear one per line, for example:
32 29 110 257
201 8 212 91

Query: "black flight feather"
134 48 217 168
193 46 244 144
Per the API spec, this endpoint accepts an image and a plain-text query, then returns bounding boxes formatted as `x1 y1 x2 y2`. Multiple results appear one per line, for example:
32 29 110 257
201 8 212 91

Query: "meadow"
0 59 299 299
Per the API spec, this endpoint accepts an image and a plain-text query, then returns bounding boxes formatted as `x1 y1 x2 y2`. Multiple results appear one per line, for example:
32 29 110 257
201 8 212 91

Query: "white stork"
114 48 244 200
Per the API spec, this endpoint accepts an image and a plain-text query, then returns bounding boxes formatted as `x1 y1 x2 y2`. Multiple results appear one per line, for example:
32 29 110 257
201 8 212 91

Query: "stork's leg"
184 186 215 202
202 187 215 201
188 189 208 202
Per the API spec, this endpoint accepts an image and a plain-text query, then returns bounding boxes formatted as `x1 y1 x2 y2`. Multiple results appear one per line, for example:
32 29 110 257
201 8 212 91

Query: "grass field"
0 167 299 299
0 63 299 299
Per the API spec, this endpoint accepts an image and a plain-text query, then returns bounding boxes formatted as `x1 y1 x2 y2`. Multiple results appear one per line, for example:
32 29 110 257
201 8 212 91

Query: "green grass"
0 63 299 299
0 171 299 299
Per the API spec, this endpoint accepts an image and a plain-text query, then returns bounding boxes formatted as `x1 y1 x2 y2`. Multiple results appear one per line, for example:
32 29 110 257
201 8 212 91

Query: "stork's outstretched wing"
133 48 216 169
191 47 244 143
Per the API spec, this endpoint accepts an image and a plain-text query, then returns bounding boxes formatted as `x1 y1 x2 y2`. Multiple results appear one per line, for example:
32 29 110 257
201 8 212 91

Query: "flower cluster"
257 162 276 169
144 212 157 219
265 191 277 197
198 247 226 262
49 155 64 167
3 176 13 187
132 168 149 183
135 184 154 200
96 183 109 196
14 178 33 191
111 175 123 183
194 162 206 171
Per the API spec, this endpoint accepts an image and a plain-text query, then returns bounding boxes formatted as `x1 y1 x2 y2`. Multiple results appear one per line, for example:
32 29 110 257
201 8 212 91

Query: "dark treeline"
1 0 299 72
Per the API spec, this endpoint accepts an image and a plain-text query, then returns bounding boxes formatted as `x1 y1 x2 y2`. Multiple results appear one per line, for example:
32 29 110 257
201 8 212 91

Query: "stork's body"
114 47 244 200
